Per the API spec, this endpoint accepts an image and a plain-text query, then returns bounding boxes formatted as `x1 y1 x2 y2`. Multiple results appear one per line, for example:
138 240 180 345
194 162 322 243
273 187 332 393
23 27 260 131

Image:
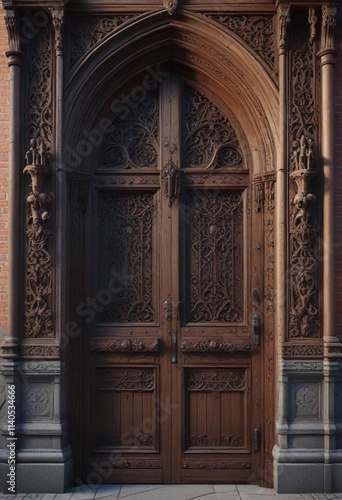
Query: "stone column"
317 5 342 492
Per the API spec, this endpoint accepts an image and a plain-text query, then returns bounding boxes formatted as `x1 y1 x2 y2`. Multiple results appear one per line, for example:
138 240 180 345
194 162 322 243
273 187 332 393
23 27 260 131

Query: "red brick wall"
335 18 342 334
0 7 9 333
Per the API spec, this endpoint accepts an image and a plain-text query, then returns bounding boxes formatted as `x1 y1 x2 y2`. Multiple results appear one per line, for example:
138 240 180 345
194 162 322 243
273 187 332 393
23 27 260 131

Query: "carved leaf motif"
70 16 136 66
184 190 243 322
97 369 155 391
208 15 275 71
187 370 245 392
90 338 159 352
183 86 243 169
181 339 251 353
97 192 155 322
100 87 159 170
221 435 243 447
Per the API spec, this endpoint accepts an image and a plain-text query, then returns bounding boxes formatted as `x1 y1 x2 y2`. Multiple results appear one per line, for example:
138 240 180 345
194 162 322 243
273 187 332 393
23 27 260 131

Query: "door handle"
253 424 261 452
171 330 177 364
251 313 260 345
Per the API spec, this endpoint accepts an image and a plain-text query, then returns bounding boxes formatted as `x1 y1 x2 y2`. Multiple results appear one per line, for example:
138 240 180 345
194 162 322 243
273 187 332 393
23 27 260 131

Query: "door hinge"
253 424 261 452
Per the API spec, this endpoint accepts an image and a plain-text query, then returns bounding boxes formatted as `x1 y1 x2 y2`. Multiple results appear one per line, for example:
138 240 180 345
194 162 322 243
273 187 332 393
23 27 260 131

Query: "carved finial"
163 0 178 16
321 5 337 51
308 8 318 46
278 5 291 51
4 9 20 52
49 8 64 53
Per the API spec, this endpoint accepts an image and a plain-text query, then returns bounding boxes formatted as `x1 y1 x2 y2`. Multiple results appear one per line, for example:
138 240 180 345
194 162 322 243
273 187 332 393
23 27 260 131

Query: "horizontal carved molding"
324 343 342 358
187 369 246 391
181 459 251 469
97 369 155 391
90 338 159 353
282 360 323 372
181 338 251 353
21 345 60 358
282 343 323 358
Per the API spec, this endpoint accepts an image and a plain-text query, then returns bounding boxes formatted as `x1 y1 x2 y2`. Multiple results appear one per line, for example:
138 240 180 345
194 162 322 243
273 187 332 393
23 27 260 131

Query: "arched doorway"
64 13 278 486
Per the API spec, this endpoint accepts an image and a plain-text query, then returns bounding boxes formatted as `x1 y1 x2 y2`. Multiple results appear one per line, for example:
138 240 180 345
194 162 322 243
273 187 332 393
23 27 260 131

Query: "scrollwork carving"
21 345 60 358
100 87 159 170
90 338 159 353
97 369 155 391
282 343 323 357
24 139 53 339
294 384 319 418
97 192 156 322
181 339 251 353
183 86 243 169
208 15 275 71
24 385 50 417
69 15 136 67
187 370 245 392
184 190 243 323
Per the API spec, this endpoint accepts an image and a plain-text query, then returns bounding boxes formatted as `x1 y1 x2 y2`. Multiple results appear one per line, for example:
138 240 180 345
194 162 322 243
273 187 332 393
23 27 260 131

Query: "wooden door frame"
64 11 279 486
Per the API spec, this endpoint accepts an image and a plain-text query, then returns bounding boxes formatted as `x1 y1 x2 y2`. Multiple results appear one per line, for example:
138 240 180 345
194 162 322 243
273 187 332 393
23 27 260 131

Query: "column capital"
318 4 338 60
277 4 291 54
4 8 23 62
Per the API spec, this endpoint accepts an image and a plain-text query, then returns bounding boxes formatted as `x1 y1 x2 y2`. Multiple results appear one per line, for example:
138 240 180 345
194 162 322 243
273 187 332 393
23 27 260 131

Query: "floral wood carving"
100 87 159 170
187 370 245 391
188 434 243 447
184 190 243 323
288 15 319 339
97 369 155 391
24 139 54 339
163 0 178 15
90 338 159 353
207 15 275 71
221 435 243 447
69 16 136 67
183 86 243 169
97 192 156 322
181 339 251 353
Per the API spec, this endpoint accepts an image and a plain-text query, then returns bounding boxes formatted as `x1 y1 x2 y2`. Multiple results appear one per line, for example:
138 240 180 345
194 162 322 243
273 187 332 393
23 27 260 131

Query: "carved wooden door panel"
84 73 262 484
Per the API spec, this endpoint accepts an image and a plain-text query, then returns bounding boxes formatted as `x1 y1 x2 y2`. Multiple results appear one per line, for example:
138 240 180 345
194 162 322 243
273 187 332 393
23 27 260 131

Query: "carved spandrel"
100 87 159 170
97 192 156 323
183 86 243 169
183 190 243 323
207 15 275 71
69 15 136 67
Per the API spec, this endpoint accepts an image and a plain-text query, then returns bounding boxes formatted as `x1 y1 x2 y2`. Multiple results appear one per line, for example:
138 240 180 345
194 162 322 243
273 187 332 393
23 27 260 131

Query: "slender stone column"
2 10 23 359
274 0 291 453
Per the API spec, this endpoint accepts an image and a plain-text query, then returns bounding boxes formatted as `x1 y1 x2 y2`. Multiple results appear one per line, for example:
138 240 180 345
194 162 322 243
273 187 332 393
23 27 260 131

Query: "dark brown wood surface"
81 73 264 484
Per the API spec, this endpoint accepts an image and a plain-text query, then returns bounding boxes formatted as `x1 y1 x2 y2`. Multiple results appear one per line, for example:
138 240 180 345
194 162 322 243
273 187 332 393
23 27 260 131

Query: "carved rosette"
288 13 320 341
24 139 54 339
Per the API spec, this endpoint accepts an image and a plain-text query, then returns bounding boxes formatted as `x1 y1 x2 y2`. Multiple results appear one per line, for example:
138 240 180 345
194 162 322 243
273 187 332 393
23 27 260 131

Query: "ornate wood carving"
182 173 248 186
187 370 245 392
163 0 178 15
188 434 243 447
21 345 60 358
24 139 53 339
182 460 251 469
184 190 243 323
278 5 291 51
100 87 159 170
50 9 64 53
288 13 320 340
183 86 243 169
308 9 318 46
282 343 323 357
97 369 155 391
69 16 136 67
221 435 244 447
207 15 275 71
94 174 160 186
97 192 156 323
181 339 251 353
90 338 159 353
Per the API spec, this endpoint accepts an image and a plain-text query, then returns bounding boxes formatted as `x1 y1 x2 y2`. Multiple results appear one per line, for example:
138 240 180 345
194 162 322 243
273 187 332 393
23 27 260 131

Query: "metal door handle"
251 313 260 345
253 424 261 452
171 330 177 364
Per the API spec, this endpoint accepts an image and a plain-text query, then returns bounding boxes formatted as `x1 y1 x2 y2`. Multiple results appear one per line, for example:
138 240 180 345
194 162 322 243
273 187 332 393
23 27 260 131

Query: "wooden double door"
83 73 263 483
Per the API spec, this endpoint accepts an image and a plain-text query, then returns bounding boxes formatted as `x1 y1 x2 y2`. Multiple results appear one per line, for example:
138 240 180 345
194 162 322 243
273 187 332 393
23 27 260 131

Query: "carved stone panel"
289 381 321 421
23 383 51 418
97 191 156 323
183 190 243 323
183 86 243 169
99 87 160 170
